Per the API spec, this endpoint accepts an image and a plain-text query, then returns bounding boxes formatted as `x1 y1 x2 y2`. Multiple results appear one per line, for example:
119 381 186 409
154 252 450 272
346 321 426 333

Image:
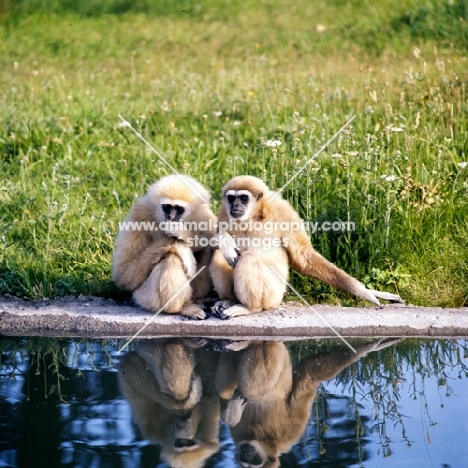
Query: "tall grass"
0 0 467 306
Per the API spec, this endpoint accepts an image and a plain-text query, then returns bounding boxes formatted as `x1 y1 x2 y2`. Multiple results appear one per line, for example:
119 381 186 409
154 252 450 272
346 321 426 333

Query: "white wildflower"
213 111 222 117
265 139 282 148
316 24 327 33
381 174 397 182
385 125 405 133
457 162 467 170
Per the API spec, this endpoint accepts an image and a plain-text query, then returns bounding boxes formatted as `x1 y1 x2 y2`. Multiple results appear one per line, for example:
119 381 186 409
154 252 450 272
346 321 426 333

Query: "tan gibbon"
118 339 220 468
215 339 400 468
210 175 403 319
113 175 217 319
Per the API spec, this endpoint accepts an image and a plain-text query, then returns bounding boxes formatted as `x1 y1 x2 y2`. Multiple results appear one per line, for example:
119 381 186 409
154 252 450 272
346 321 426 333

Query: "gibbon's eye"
174 206 185 216
239 195 249 204
162 204 172 214
227 195 235 204
268 456 276 463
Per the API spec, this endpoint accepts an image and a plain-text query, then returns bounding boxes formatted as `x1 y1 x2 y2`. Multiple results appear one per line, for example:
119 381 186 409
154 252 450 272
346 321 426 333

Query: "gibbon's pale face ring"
225 190 254 220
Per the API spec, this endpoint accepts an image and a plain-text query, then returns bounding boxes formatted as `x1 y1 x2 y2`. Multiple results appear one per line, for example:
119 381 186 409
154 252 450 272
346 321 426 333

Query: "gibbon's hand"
174 243 197 279
356 284 404 307
357 338 403 355
222 389 247 427
216 232 240 268
164 221 184 240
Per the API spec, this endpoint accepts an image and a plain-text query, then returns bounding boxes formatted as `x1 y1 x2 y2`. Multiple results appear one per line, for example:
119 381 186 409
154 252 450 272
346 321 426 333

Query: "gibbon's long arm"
294 338 401 385
288 339 401 427
285 229 403 306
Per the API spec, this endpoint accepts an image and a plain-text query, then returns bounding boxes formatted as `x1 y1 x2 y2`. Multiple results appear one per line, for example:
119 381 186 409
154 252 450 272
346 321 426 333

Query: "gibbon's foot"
192 297 218 315
180 304 208 320
211 339 252 352
210 300 238 317
183 337 210 348
211 339 234 352
222 389 247 427
214 304 252 320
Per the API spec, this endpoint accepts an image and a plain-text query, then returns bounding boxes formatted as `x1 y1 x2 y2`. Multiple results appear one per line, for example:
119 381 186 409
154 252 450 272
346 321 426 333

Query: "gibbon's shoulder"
261 192 302 223
128 195 154 221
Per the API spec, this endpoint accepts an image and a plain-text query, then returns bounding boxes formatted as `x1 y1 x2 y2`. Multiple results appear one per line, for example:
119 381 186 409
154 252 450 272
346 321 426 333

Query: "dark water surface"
0 337 467 468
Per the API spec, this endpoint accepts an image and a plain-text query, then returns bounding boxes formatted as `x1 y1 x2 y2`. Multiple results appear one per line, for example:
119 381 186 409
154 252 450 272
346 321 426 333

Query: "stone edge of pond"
1 295 467 339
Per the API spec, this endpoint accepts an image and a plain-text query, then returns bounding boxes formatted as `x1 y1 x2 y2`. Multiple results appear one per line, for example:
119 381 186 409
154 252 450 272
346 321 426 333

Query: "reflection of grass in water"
0 0 467 306
2 338 466 427
0 337 132 402
294 338 468 463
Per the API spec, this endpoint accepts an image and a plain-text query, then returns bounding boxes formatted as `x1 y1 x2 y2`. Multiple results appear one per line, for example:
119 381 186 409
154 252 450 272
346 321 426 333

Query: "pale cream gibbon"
210 175 403 319
118 339 220 468
215 339 400 468
113 175 217 319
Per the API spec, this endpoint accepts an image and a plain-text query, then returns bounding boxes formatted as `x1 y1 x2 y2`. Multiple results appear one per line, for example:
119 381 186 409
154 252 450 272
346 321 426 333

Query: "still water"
0 337 467 468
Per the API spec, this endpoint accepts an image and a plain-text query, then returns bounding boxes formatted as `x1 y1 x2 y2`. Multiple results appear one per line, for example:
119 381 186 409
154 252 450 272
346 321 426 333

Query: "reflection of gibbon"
113 175 217 319
215 339 399 468
210 175 403 319
118 339 220 468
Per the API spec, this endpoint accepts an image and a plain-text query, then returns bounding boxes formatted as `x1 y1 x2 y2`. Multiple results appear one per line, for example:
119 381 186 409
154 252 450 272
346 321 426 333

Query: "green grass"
0 0 467 306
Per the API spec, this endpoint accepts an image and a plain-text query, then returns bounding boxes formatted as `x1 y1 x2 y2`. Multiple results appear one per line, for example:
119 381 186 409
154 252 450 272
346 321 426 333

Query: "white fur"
215 232 240 267
174 243 197 279
225 190 255 221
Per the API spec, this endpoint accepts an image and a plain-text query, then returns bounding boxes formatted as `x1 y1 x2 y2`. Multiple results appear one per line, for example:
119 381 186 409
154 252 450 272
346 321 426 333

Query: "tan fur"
210 175 402 318
216 339 399 468
113 175 217 319
118 339 220 468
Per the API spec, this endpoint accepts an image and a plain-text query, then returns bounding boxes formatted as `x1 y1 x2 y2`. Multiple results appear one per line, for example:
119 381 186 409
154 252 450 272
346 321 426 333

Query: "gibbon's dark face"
161 204 185 221
237 442 276 467
225 190 253 219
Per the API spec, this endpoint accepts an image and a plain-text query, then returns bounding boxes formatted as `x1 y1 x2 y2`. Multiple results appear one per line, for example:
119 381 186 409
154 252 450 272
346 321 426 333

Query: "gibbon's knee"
133 254 192 314
234 252 285 312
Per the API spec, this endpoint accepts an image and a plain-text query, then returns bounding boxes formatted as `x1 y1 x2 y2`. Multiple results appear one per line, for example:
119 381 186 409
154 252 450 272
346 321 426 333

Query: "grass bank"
0 0 467 306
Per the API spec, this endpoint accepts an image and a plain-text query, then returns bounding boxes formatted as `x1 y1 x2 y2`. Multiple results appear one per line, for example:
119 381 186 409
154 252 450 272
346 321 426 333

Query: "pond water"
0 337 467 468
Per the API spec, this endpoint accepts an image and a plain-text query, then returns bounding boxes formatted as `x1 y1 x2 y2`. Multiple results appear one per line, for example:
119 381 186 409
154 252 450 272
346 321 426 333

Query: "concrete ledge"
1 295 467 339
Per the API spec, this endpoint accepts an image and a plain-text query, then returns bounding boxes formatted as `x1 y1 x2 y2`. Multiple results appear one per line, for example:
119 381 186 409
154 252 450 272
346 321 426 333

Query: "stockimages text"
118 219 355 249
